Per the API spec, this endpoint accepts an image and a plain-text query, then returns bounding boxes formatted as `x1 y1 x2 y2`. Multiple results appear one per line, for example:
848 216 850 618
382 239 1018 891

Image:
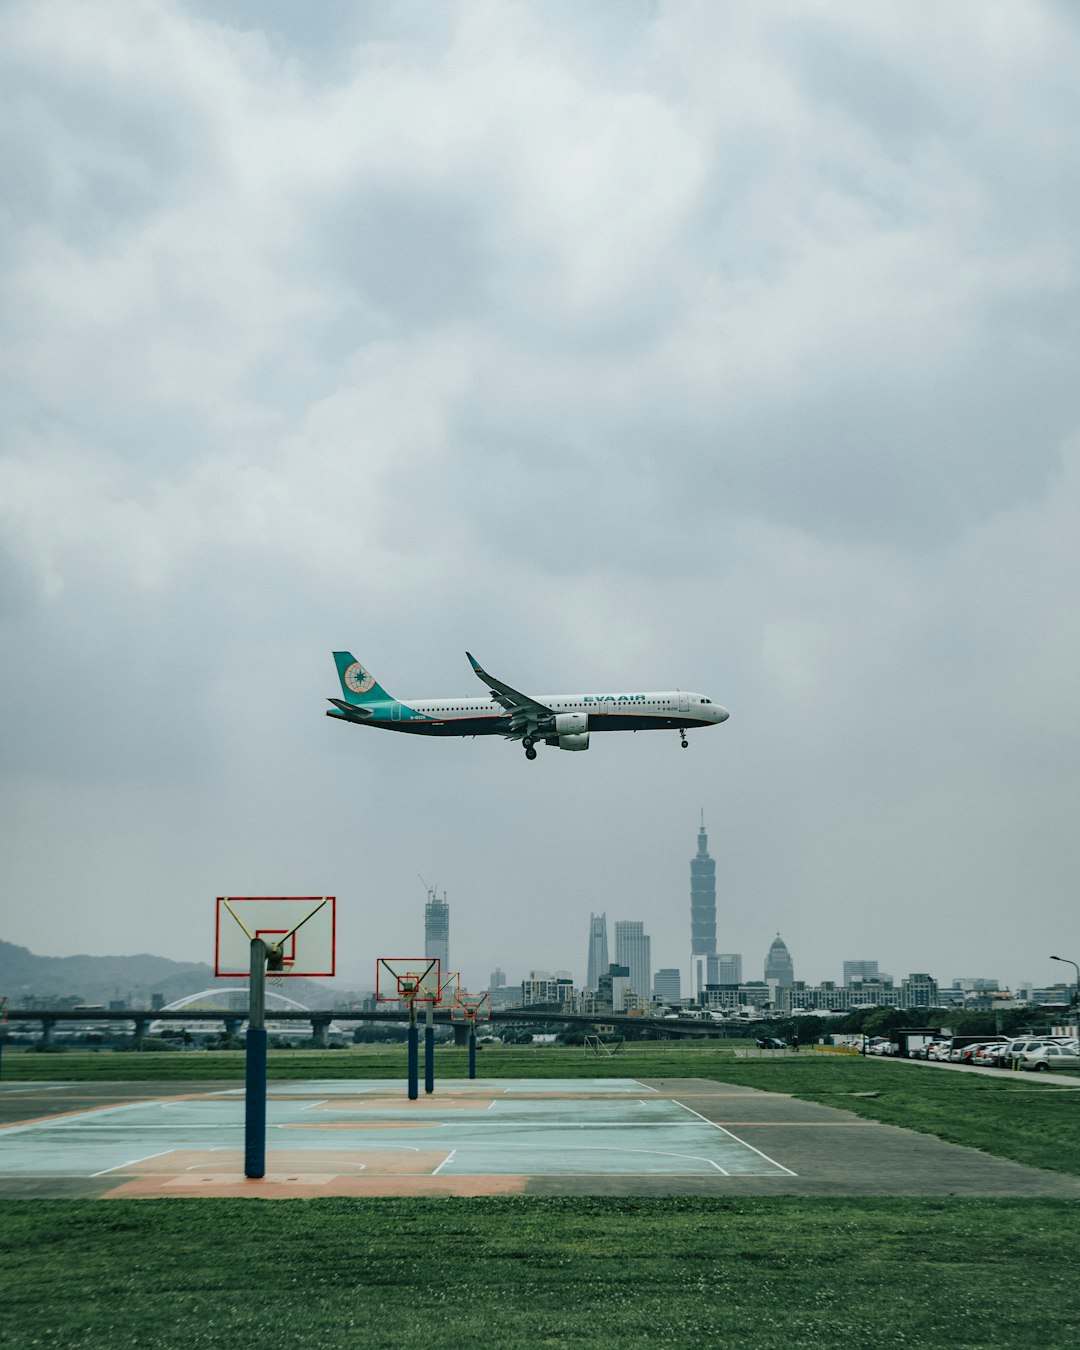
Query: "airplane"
326 650 729 760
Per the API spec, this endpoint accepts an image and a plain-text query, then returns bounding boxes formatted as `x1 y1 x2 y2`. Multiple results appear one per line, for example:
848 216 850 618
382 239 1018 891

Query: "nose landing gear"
678 729 689 748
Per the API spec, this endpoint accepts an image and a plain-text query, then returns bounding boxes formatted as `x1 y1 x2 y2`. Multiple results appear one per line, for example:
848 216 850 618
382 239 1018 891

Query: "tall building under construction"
690 811 717 996
424 887 450 974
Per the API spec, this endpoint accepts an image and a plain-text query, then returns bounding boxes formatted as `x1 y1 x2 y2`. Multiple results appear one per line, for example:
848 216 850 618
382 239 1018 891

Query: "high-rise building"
598 963 631 1012
690 811 717 995
901 972 940 1009
424 888 449 974
843 960 879 984
489 968 506 992
764 933 794 986
614 921 652 1001
521 971 575 1008
712 953 742 985
654 968 682 1003
586 913 609 990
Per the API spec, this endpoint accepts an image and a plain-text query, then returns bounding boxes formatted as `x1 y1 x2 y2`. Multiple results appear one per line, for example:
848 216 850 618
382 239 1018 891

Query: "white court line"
0 1100 162 1136
454 1143 731 1173
432 1149 457 1175
428 1143 729 1174
672 1100 798 1177
91 1149 175 1177
301 1101 330 1111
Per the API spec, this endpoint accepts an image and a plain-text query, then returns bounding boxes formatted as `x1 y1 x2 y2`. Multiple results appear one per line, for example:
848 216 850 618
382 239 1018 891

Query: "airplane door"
677 693 690 716
390 702 402 721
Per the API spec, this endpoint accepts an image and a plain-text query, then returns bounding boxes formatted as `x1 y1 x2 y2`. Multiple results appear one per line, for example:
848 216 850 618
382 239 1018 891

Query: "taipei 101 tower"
690 811 717 996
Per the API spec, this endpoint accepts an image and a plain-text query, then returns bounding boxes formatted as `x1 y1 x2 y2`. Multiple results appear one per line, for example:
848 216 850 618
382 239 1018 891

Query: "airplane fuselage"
327 650 729 758
331 691 727 737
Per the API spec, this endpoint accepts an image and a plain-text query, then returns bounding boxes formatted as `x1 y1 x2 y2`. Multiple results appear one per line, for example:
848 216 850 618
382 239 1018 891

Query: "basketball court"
2 1075 1078 1199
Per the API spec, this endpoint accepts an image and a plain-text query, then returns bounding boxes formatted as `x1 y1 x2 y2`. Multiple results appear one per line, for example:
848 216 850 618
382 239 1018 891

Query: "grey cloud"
2 0 1080 992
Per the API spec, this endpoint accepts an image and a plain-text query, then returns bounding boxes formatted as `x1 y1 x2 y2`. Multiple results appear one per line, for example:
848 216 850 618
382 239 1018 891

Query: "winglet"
465 651 554 718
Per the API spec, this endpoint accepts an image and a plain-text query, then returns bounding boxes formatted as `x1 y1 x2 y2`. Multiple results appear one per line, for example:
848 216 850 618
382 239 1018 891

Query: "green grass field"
5 1045 1078 1347
1 1196 1076 1349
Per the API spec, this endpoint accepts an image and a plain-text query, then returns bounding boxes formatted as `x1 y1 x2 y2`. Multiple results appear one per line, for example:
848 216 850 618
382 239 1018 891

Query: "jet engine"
557 732 590 751
553 711 589 751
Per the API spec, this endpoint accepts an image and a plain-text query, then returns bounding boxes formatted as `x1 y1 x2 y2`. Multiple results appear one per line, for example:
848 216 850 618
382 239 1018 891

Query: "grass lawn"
1 1196 1077 1349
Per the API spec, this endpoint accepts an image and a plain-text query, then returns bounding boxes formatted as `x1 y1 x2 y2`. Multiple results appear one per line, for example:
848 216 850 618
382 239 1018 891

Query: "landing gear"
525 746 537 761
679 729 689 748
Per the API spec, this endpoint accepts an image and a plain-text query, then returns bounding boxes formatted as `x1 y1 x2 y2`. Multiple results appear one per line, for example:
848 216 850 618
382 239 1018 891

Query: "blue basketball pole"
468 1024 477 1079
245 937 268 1179
424 1002 435 1094
407 1003 419 1100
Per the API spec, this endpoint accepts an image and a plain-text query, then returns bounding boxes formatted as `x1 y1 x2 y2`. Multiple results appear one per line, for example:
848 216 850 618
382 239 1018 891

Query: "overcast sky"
2 0 1079 999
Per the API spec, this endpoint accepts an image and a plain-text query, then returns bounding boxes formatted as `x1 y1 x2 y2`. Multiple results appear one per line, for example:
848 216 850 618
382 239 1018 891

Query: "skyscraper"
424 888 449 974
712 953 742 985
690 811 717 995
764 933 794 986
614 921 652 1001
586 913 609 990
654 968 682 1003
843 960 879 985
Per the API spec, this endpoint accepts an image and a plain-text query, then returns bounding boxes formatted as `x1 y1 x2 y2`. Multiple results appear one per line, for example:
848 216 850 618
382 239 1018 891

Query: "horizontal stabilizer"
327 698 374 719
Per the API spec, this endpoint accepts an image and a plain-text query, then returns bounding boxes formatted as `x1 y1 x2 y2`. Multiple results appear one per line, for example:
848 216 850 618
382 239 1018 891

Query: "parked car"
756 1036 787 1049
1002 1037 1073 1068
971 1042 1007 1066
1018 1043 1080 1072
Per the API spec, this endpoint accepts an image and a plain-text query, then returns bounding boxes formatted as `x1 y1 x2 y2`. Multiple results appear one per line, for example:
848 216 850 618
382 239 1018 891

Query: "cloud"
2 0 1079 993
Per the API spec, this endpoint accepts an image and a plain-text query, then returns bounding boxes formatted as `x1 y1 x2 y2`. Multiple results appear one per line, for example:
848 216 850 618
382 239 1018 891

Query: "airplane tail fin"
332 651 394 704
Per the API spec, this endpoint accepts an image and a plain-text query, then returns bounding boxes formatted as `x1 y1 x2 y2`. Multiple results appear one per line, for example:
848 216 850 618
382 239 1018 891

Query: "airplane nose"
716 705 730 723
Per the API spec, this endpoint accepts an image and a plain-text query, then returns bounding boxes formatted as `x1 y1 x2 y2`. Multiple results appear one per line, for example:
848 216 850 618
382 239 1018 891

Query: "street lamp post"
1049 955 1080 1044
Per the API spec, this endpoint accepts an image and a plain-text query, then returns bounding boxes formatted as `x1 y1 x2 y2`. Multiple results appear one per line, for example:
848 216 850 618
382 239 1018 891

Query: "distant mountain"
0 940 344 1009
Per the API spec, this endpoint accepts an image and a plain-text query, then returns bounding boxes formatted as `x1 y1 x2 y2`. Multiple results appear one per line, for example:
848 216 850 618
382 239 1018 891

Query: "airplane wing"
466 652 555 738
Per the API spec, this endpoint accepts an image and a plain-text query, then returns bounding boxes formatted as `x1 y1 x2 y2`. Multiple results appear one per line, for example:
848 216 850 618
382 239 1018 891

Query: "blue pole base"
424 1024 435 1094
468 1030 477 1080
408 1024 419 1101
244 1027 268 1178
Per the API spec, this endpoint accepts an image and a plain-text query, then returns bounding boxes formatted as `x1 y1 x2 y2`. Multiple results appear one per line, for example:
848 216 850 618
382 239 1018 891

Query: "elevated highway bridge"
5 1005 734 1048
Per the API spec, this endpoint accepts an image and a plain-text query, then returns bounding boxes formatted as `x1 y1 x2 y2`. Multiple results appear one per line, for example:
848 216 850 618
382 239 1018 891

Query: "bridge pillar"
132 1017 148 1041
310 1016 332 1048
453 1023 469 1047
40 1017 56 1045
224 1017 243 1040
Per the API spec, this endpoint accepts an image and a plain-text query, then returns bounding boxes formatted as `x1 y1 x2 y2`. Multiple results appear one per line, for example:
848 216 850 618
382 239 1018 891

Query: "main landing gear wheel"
525 746 538 761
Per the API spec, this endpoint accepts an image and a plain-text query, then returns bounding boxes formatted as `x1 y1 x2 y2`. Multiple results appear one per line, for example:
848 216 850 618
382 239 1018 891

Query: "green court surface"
3 1076 1079 1199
